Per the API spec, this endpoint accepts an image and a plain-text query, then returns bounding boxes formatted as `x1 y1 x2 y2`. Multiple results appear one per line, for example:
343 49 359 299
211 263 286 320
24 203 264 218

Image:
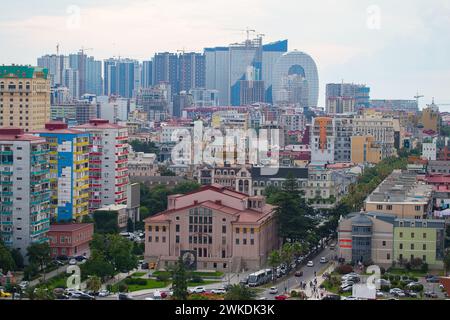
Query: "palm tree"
281 243 294 268
86 276 102 293
292 242 305 259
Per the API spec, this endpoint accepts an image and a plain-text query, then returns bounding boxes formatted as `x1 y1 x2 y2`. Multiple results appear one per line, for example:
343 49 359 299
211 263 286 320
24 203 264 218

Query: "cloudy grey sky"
1 0 449 109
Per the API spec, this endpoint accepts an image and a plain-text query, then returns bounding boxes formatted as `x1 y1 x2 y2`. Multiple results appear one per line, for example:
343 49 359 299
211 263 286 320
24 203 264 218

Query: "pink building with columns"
144 184 280 272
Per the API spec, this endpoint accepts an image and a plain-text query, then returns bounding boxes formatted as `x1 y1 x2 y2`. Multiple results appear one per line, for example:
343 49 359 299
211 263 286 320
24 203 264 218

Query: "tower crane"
414 91 424 108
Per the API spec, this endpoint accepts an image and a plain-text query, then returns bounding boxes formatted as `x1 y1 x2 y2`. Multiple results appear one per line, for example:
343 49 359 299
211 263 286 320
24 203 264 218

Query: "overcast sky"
1 0 449 110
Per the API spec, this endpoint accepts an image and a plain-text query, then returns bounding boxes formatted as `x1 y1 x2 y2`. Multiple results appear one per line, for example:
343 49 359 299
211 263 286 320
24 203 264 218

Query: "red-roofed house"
144 184 280 272
48 223 94 258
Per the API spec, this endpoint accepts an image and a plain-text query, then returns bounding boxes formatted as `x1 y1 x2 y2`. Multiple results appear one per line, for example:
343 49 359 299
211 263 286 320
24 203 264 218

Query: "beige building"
351 135 382 164
364 170 433 219
144 184 279 272
338 213 394 267
0 66 51 132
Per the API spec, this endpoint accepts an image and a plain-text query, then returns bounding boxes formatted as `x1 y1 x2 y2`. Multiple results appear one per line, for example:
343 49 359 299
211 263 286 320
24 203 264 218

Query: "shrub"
420 263 429 273
190 275 204 284
380 267 386 275
335 264 353 274
410 277 418 282
290 290 298 297
380 285 390 292
118 283 128 292
156 274 170 283
394 275 401 281
388 275 395 282
409 284 423 292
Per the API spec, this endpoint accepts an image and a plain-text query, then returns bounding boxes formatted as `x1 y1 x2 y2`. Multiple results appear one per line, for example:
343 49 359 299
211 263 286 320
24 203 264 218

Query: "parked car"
275 295 287 300
389 288 404 295
0 290 12 298
190 287 206 294
56 255 69 261
118 293 134 300
322 294 341 300
340 284 353 292
426 276 440 283
211 288 226 294
306 261 314 267
75 255 86 262
376 290 385 298
269 287 278 294
19 281 29 290
404 290 418 298
375 279 391 287
294 271 303 277
141 262 149 270
424 291 438 298
78 293 95 300
68 259 77 265
320 257 328 264
98 290 110 297
344 296 359 300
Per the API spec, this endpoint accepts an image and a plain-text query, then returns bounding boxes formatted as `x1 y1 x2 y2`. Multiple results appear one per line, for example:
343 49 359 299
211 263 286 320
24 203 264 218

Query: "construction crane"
79 46 93 56
414 91 424 108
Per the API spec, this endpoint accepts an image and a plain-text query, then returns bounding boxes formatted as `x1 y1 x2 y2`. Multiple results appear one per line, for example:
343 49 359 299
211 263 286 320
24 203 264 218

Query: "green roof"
0 66 48 79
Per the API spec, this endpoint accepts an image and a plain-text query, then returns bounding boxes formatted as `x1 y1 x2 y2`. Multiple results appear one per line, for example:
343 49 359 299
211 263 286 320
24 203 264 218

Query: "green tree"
224 284 256 300
0 241 16 272
81 251 115 281
130 140 159 154
268 251 281 283
10 248 24 270
92 210 120 234
86 276 102 293
26 243 51 280
280 243 294 266
444 251 450 276
81 215 94 224
159 166 176 176
127 218 135 233
171 257 188 300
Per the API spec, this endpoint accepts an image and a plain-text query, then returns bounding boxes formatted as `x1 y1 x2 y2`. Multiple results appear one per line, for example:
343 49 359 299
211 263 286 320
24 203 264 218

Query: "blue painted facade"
38 131 90 222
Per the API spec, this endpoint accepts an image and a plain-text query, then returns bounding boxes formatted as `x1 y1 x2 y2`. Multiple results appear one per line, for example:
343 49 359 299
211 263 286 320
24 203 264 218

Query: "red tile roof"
49 223 93 232
75 119 125 130
0 128 46 142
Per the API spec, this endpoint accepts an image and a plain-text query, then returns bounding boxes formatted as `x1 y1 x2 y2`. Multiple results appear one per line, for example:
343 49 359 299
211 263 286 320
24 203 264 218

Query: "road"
260 244 336 300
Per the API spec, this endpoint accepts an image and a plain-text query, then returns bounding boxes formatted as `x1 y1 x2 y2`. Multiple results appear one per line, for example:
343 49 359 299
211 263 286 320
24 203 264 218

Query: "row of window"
399 243 428 250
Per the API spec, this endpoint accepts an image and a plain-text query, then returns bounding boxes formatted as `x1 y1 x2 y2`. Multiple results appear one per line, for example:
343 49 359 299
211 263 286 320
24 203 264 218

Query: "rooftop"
365 169 433 204
75 119 126 130
49 223 93 232
0 128 46 142
0 65 48 79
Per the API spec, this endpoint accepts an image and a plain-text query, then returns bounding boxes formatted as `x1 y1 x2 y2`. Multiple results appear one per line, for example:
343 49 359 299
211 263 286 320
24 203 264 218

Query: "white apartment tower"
75 119 129 211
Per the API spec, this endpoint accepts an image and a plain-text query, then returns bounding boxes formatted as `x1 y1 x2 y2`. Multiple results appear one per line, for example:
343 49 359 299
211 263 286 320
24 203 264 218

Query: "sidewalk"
28 265 68 287
293 262 335 300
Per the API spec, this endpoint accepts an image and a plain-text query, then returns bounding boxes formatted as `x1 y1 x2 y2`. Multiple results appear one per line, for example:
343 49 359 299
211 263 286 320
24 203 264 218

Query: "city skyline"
1 0 450 110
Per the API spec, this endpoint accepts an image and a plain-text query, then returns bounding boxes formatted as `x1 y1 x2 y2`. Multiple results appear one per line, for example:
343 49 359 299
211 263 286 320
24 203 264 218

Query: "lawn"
112 279 170 292
387 268 432 278
37 273 69 290
131 272 147 278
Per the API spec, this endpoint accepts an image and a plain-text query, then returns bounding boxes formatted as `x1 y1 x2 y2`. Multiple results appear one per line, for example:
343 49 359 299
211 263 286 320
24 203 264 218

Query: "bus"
248 270 267 287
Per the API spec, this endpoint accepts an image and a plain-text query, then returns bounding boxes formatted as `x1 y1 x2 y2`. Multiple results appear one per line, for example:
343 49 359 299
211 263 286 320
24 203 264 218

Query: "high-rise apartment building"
0 66 51 131
272 50 319 108
141 60 153 88
153 52 179 96
34 122 90 222
178 52 205 92
205 38 288 106
0 128 51 256
37 54 69 87
421 101 440 133
104 58 140 98
75 119 129 211
326 83 370 113
310 117 335 165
